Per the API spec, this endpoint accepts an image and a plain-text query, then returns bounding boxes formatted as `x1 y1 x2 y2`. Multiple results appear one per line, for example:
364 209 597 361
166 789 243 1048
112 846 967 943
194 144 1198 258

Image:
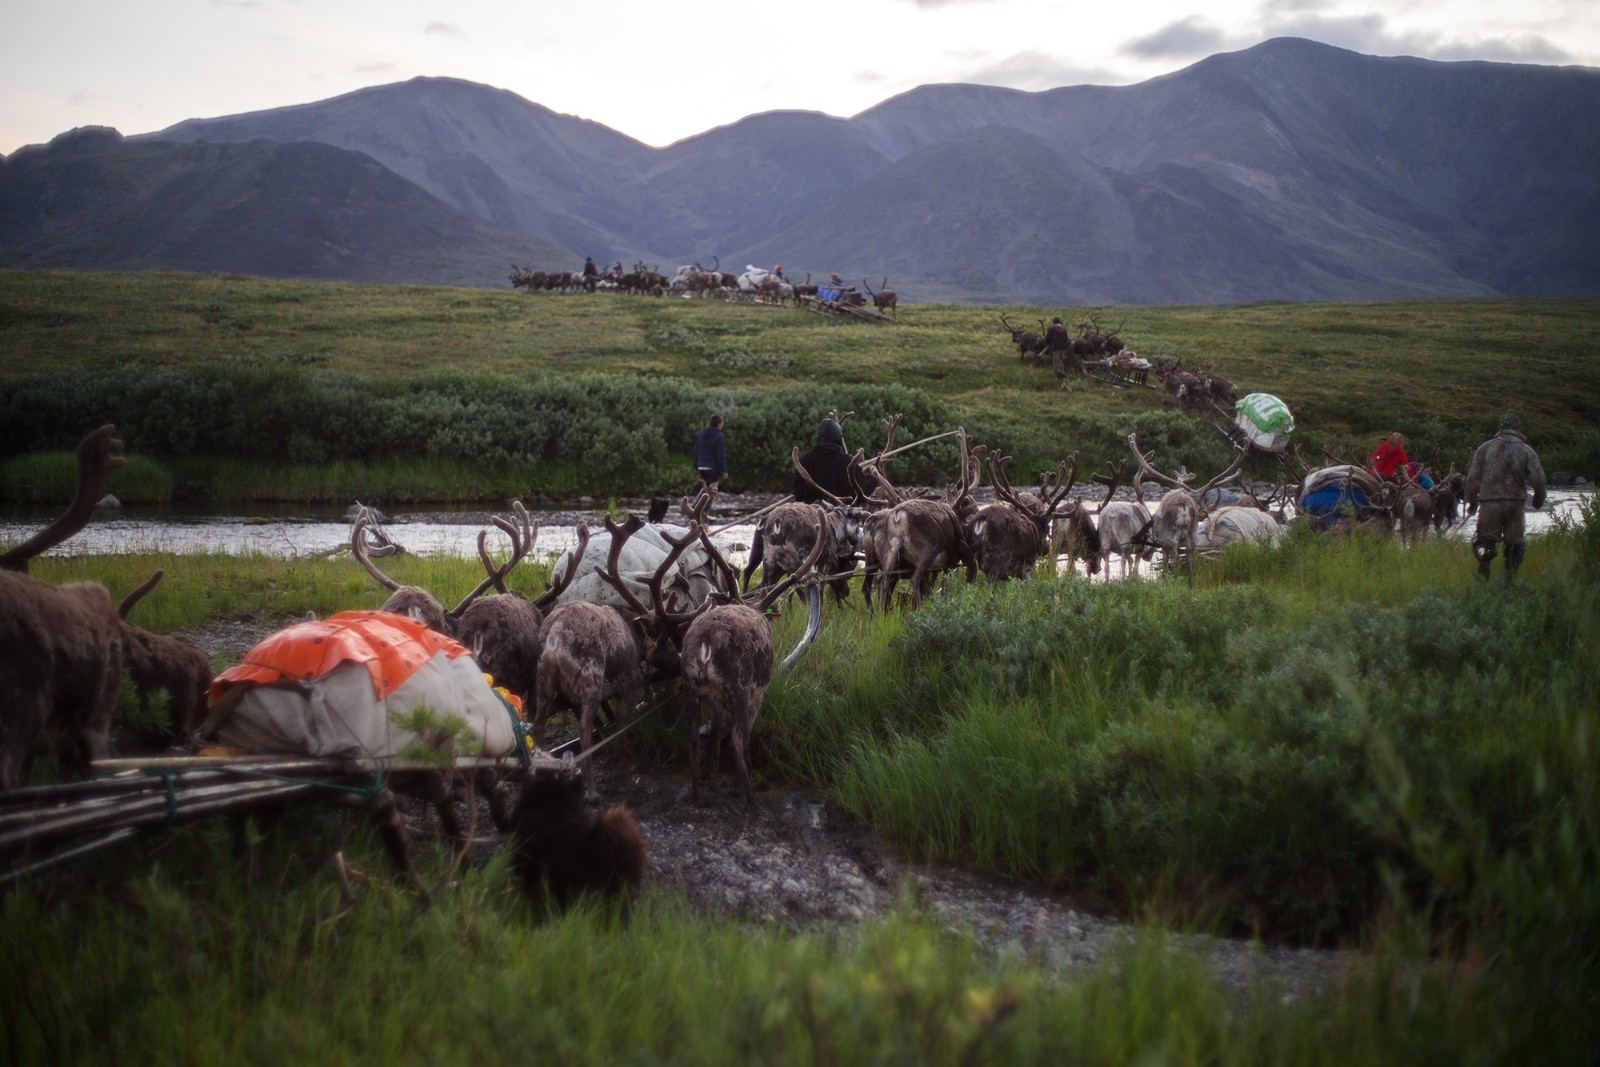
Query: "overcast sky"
3 0 1596 156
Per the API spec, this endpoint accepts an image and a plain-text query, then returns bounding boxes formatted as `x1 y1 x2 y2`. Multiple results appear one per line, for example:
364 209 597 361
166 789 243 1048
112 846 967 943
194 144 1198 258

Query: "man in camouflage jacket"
1464 414 1547 581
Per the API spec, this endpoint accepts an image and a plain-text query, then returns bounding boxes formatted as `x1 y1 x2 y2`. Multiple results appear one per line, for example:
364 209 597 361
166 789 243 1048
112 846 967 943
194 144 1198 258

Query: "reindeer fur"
863 498 973 610
509 770 647 910
117 620 212 750
966 502 1044 581
744 502 856 603
681 603 775 806
534 601 676 799
0 424 127 789
456 594 543 710
0 574 124 789
1096 501 1153 579
1149 490 1201 584
1050 504 1102 576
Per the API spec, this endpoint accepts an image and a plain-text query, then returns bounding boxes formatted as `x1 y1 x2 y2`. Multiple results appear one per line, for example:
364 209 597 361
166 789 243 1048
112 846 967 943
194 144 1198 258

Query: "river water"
0 489 1588 565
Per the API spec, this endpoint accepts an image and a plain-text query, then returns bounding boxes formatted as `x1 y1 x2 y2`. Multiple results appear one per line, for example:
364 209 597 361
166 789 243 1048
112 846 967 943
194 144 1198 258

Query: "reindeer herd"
510 256 898 314
2 415 1480 837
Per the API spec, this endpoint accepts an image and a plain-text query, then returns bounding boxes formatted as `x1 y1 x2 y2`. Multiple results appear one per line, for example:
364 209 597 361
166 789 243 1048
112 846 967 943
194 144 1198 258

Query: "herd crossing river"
0 488 1588 575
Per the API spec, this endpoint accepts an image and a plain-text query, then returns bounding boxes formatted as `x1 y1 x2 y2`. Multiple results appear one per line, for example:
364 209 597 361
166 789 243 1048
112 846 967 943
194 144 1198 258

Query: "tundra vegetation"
2 269 1598 1062
1 270 1598 504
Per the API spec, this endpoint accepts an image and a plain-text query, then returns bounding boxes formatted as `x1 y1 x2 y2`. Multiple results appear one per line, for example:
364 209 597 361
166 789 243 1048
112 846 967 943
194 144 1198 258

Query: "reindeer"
863 278 898 318
0 424 127 790
743 499 861 605
353 502 544 719
1156 359 1208 410
351 502 535 636
1044 460 1125 577
1430 469 1468 531
116 569 214 750
857 419 978 610
747 437 875 603
454 518 545 711
969 452 1078 581
531 520 685 800
1073 461 1145 580
1000 313 1047 364
1073 316 1128 357
1126 435 1249 585
613 511 828 807
1199 371 1237 406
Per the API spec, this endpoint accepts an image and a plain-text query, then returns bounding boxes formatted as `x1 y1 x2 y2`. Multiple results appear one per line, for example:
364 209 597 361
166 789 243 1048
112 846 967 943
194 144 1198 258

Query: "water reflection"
0 489 1587 568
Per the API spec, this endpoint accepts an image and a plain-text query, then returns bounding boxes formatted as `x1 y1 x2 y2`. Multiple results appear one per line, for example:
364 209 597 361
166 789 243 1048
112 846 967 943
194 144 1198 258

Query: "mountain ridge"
4 38 1597 303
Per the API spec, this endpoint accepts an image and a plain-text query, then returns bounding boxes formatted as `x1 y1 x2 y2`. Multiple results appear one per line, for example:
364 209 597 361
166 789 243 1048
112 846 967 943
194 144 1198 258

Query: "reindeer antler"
531 522 591 610
3 424 126 573
118 569 165 619
351 508 405 592
451 501 536 615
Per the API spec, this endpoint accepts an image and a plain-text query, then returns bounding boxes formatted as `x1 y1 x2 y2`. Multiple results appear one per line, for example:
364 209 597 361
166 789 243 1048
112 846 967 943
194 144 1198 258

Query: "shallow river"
0 489 1588 568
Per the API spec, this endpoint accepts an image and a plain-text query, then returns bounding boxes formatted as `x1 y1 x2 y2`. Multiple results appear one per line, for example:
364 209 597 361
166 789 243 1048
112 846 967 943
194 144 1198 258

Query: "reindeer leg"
709 702 727 795
687 689 705 803
477 766 514 831
610 698 630 777
426 770 462 840
732 705 755 809
580 699 598 800
366 788 413 875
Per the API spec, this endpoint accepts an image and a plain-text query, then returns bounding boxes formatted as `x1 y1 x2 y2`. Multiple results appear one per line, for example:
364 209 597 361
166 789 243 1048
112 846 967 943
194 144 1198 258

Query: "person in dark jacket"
692 414 727 491
1464 413 1546 581
794 418 876 503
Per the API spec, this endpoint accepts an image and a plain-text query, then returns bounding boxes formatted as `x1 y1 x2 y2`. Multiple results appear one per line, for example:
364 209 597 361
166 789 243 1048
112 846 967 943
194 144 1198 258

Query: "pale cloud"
955 50 1077 91
1430 34 1571 63
1123 17 1234 61
424 22 466 39
900 0 1000 8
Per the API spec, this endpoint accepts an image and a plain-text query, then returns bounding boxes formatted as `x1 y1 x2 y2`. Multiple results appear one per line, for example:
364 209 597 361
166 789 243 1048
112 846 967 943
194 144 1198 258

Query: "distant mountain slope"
6 38 1596 303
149 77 658 261
0 128 571 285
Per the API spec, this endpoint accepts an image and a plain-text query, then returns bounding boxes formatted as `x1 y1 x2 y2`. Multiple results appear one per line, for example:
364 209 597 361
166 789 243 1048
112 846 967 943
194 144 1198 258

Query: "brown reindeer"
858 419 978 610
1000 313 1047 364
452 507 544 710
351 502 536 636
0 424 127 789
863 278 898 318
1047 459 1126 577
116 570 214 750
967 452 1078 581
532 520 685 800
616 513 827 807
508 766 647 911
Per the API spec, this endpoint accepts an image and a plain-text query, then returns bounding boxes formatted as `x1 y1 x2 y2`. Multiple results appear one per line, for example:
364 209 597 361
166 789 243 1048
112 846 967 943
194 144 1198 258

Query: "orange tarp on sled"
209 610 469 704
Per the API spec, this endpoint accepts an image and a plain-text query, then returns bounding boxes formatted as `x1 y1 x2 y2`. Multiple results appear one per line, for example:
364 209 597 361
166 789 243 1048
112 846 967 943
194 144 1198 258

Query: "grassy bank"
2 270 1597 503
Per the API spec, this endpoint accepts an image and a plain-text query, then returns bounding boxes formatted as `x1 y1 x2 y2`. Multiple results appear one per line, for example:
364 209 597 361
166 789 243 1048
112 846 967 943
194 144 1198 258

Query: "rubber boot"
1473 537 1496 581
1504 542 1525 583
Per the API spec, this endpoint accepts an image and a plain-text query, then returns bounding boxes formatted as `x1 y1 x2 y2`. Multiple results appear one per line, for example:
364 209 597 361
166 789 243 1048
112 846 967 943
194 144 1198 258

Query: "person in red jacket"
1369 432 1409 480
